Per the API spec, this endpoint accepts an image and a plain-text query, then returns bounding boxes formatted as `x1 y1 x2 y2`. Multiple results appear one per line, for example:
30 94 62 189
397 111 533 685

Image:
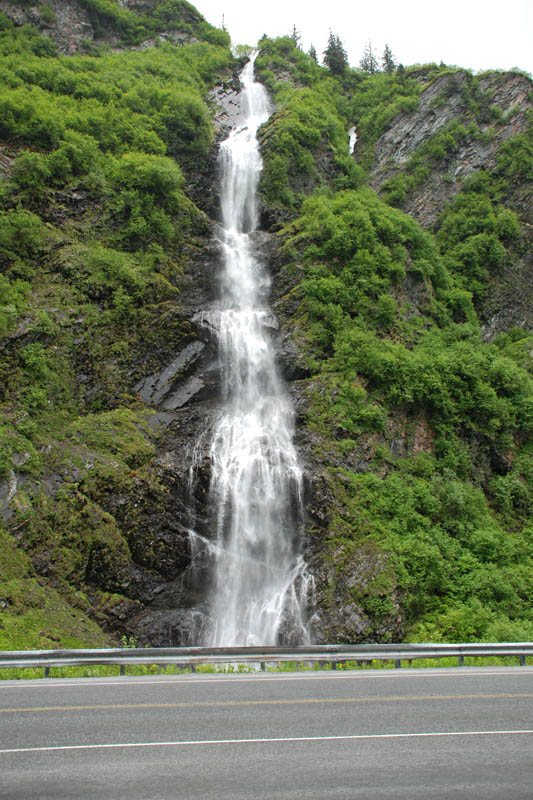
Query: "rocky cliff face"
369 71 530 222
1 12 531 649
0 1 93 54
0 0 238 647
0 0 202 54
367 69 533 335
254 60 533 645
0 57 260 646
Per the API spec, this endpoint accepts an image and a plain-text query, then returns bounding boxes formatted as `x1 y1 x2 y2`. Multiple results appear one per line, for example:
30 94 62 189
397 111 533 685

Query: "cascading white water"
204 55 311 647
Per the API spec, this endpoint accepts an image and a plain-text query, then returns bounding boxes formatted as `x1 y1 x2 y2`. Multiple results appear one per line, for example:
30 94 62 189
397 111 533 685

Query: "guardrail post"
120 665 125 676
190 663 196 673
260 662 266 672
458 655 464 667
332 660 337 670
520 655 526 667
44 666 50 678
394 659 401 669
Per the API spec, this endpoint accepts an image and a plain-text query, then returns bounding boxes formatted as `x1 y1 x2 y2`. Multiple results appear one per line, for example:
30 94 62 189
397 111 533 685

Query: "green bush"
0 275 30 335
106 151 206 248
496 131 533 182
58 241 178 307
12 151 52 198
0 208 47 268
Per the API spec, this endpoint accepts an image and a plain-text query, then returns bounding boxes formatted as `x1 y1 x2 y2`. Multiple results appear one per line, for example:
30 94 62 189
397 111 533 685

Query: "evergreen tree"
308 43 318 63
382 43 396 73
290 24 301 49
360 39 379 74
323 30 348 76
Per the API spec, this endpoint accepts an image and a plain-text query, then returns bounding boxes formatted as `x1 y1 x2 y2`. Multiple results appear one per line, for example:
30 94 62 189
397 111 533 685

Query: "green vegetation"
255 36 532 644
437 172 521 305
1 9 531 652
255 41 362 222
0 0 235 650
0 530 111 650
255 36 421 218
323 31 348 76
76 0 229 47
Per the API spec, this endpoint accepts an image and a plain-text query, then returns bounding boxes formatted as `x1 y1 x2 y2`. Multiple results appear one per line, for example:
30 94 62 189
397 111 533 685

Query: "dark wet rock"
259 203 293 233
310 542 403 644
136 341 206 406
161 376 206 409
132 315 220 413
181 237 223 312
210 83 244 139
249 229 277 260
0 147 14 176
124 606 209 647
275 327 312 382
184 147 221 219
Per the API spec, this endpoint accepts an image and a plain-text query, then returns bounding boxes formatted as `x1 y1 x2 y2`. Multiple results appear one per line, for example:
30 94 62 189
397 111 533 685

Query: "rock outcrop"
366 69 533 334
368 70 531 227
0 1 94 54
0 0 203 54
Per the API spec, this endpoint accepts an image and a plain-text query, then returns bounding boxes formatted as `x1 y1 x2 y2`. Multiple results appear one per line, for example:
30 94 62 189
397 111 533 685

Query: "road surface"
1 666 532 799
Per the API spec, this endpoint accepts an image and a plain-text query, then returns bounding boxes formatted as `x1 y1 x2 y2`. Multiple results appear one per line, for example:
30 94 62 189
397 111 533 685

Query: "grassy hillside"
0 1 235 649
0 13 531 649
256 37 533 642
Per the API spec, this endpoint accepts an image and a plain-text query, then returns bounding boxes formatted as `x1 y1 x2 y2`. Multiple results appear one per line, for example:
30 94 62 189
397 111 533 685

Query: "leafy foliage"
257 40 532 641
437 172 521 304
0 17 531 650
255 38 365 218
77 0 230 47
0 2 235 649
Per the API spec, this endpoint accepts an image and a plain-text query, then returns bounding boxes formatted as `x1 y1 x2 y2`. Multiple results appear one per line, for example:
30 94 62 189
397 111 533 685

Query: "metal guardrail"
0 642 532 677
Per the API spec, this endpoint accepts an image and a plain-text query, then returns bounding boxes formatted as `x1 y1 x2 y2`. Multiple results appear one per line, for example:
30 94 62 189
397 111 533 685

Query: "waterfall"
348 126 357 154
201 55 312 647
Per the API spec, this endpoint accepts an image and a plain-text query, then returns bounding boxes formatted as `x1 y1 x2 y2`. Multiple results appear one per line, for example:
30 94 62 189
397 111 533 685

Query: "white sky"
196 0 533 75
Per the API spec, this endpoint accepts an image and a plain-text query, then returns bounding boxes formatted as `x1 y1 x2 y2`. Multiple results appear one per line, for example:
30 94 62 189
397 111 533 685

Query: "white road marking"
1 729 532 754
1 667 532 690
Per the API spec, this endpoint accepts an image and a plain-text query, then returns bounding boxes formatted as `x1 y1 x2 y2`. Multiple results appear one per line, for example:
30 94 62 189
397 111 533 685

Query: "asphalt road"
1 666 532 799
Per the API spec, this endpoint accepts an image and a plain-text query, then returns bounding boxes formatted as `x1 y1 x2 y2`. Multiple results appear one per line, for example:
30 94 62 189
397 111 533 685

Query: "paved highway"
1 666 532 799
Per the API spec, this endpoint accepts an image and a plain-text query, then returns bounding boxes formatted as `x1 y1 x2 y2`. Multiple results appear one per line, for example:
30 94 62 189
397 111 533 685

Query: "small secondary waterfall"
348 125 357 154
201 55 312 647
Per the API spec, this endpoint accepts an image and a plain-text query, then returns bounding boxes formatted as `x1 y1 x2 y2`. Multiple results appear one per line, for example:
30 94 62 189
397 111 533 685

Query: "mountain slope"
255 38 533 643
0 11 532 649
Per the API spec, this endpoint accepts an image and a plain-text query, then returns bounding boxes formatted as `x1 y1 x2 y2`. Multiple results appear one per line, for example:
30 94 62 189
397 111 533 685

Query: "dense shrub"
438 173 521 303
